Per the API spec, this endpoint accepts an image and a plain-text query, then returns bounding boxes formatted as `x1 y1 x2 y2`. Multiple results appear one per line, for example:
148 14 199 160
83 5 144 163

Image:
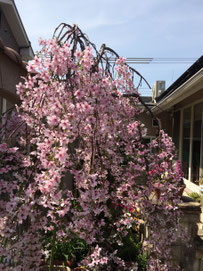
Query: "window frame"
174 98 203 184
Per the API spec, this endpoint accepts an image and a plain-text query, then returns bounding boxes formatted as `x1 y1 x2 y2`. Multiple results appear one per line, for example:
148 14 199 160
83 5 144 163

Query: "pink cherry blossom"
47 115 59 127
0 24 187 271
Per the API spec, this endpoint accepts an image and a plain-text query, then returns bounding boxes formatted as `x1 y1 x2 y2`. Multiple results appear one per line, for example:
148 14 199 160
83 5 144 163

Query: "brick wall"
171 202 203 271
138 111 158 137
156 110 173 136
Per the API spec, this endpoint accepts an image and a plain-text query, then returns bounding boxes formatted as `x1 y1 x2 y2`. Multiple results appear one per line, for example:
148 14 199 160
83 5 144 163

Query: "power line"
37 53 198 64
108 57 198 64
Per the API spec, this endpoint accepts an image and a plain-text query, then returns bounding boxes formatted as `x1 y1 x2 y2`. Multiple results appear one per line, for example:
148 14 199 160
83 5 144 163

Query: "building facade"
152 56 203 192
0 0 34 115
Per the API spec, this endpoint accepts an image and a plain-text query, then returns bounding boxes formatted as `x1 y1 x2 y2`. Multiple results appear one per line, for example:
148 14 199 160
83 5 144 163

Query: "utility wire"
108 57 197 64
37 53 197 64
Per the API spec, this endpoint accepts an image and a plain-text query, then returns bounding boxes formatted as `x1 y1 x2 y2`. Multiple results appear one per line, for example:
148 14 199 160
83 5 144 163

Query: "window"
174 101 203 185
0 9 2 28
1 98 7 114
173 111 180 155
182 107 191 179
143 136 155 145
192 103 203 183
152 119 159 127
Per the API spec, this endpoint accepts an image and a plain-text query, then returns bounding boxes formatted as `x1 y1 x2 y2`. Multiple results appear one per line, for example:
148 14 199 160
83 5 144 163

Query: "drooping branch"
51 23 160 130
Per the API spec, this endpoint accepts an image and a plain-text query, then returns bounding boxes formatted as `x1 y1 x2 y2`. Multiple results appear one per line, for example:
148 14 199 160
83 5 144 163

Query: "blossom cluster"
0 26 187 271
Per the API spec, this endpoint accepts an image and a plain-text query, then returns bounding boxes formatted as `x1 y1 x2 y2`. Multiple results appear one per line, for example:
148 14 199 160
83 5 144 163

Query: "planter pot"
72 268 88 271
40 265 88 271
40 259 74 271
40 265 71 271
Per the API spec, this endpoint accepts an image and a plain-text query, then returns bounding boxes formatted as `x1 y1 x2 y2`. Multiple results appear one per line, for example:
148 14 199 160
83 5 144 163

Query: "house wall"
156 110 173 136
0 50 26 114
0 51 26 94
0 6 27 115
138 111 158 137
0 8 19 52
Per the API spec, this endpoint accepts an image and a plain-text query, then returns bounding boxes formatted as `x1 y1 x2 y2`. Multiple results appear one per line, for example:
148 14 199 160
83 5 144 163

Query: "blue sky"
15 0 203 95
